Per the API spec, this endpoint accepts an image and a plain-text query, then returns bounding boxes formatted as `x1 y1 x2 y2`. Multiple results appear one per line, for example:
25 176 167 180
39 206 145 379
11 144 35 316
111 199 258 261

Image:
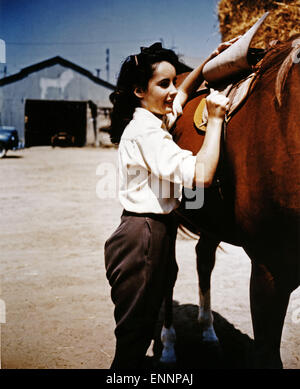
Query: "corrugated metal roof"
0 56 116 89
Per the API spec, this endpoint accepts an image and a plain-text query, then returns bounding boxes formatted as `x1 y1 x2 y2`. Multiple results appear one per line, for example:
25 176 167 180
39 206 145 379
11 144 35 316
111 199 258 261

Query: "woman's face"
136 61 178 117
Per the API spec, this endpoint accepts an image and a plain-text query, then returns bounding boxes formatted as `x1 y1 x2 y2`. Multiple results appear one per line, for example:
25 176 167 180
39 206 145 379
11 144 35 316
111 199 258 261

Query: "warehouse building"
0 56 115 147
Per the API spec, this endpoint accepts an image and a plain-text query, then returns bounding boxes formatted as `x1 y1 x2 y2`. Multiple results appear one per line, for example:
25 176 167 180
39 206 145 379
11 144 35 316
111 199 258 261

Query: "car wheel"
0 144 7 158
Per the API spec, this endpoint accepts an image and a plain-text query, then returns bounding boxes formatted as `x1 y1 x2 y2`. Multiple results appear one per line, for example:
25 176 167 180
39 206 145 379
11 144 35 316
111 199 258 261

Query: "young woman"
105 41 234 369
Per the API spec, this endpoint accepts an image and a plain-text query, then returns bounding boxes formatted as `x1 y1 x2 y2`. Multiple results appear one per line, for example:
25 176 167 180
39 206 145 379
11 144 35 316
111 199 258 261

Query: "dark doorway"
25 100 87 147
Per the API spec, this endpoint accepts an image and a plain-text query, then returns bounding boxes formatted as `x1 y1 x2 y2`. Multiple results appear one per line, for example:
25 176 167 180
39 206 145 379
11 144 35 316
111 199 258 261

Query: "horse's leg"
159 288 177 364
196 234 220 343
160 222 178 365
249 261 291 369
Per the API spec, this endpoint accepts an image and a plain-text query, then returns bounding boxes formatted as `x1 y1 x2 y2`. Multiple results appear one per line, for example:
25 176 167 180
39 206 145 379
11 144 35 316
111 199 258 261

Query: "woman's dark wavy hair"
109 42 179 144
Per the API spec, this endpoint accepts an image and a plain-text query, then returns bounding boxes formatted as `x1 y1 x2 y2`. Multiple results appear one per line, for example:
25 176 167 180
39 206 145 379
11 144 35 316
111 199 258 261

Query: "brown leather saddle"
193 60 263 133
193 12 269 131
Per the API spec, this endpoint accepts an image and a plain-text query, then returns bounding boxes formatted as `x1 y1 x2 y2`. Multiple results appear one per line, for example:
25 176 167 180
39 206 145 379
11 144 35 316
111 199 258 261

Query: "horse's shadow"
150 301 255 369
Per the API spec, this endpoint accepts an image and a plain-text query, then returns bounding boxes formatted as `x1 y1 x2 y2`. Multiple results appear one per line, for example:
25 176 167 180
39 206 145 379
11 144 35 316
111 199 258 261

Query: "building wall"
0 63 113 143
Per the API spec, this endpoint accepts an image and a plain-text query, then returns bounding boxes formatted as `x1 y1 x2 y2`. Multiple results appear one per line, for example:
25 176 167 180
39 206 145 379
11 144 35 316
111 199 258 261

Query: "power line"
5 38 160 46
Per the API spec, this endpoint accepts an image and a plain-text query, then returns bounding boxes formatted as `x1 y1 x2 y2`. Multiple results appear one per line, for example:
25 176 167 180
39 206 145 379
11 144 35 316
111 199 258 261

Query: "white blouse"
118 102 196 214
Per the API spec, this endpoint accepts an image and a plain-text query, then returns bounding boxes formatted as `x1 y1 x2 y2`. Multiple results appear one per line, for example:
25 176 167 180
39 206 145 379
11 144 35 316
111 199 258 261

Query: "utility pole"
0 64 7 78
0 38 5 64
106 48 110 83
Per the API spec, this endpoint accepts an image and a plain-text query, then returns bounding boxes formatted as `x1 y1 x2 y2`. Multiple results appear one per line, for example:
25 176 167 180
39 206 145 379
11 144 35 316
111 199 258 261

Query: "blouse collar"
133 107 165 128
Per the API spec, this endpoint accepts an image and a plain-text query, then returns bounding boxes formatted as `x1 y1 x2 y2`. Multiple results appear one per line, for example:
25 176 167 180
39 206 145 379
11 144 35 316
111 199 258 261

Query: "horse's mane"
255 34 300 106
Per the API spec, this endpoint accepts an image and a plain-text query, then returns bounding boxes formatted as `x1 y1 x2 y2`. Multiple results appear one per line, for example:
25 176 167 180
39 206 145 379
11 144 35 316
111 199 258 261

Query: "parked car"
0 126 20 158
51 131 75 147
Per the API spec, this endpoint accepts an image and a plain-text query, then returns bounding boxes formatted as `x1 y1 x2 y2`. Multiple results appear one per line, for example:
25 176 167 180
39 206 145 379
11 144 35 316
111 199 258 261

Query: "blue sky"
0 0 222 84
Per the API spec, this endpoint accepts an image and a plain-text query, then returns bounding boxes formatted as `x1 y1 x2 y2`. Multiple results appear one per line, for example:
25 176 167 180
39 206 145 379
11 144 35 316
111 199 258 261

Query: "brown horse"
160 36 300 369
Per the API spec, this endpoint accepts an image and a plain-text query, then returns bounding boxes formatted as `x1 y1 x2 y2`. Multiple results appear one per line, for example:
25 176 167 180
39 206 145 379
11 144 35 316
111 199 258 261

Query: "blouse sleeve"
164 91 184 130
134 128 196 189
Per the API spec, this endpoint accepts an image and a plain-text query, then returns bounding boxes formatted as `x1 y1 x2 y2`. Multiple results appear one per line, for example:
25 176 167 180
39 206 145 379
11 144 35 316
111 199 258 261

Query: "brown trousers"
104 210 178 369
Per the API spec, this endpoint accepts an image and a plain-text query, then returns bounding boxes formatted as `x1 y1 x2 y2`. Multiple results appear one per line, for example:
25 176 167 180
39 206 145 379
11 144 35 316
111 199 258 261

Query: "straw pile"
217 0 300 48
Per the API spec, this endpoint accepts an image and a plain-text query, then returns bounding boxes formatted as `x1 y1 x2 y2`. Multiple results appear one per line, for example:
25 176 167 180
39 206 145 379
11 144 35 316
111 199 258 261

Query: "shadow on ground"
150 301 254 369
2 155 23 159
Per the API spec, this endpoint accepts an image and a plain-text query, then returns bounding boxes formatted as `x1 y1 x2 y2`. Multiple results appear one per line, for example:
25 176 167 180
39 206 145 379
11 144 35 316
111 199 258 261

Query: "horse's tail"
174 209 200 240
178 223 199 240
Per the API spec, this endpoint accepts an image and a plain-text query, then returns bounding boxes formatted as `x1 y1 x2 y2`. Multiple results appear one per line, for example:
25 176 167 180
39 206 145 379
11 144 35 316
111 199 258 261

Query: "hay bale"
218 0 300 48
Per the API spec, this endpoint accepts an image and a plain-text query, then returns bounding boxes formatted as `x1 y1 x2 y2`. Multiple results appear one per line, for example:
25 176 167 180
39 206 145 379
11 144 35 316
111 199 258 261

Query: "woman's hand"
206 89 229 121
207 36 242 61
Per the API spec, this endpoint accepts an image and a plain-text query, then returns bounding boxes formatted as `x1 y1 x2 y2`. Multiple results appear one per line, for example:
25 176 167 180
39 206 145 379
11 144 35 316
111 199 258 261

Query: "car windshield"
0 127 16 132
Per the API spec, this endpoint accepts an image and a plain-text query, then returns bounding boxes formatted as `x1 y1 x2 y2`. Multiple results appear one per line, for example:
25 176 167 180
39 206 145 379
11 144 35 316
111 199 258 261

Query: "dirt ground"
0 146 299 369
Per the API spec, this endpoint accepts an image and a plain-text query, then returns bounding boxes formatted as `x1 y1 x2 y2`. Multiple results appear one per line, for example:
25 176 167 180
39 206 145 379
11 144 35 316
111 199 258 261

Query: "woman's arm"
175 58 209 108
193 90 229 187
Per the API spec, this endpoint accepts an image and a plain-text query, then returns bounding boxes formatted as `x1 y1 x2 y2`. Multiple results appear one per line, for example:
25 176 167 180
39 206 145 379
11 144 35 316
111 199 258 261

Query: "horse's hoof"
160 325 177 364
159 347 177 365
201 326 219 344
